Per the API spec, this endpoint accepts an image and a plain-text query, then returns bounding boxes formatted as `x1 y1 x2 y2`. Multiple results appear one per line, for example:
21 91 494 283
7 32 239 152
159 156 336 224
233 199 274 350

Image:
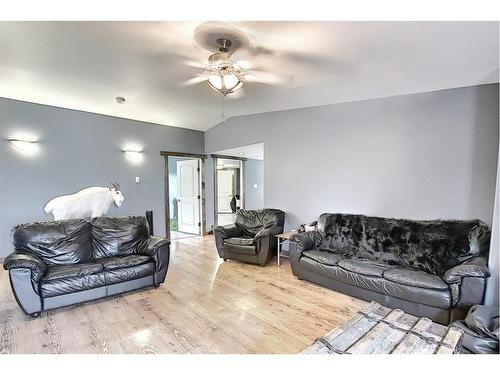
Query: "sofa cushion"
299 256 451 309
11 219 92 266
41 262 155 297
41 273 107 297
91 216 149 259
105 262 155 285
302 249 343 266
44 263 104 281
383 268 449 290
337 258 393 277
97 255 151 270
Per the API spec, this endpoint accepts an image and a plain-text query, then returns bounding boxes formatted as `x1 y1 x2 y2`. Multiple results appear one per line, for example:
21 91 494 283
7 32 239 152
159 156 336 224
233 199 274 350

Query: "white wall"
485 127 500 307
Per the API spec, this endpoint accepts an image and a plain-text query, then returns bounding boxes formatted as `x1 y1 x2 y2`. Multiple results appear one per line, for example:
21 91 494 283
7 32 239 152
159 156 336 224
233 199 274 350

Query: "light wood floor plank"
0 235 365 353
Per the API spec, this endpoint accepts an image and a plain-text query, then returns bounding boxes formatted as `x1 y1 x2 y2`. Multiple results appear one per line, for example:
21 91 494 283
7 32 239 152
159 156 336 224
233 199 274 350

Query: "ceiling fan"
182 23 285 101
184 38 246 96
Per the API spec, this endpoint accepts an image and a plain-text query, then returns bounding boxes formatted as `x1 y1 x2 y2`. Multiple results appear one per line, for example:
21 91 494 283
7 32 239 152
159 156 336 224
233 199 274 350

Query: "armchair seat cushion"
383 268 449 290
225 237 254 247
97 255 151 270
44 263 104 281
224 237 257 255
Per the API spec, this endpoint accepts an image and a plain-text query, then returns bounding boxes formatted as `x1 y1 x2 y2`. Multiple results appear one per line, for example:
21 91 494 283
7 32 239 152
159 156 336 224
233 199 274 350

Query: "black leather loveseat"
3 216 169 317
215 209 285 266
289 213 491 325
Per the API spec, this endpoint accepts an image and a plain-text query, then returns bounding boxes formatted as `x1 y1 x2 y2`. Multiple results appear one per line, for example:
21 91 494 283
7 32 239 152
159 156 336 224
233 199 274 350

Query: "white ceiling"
214 142 264 160
0 21 498 131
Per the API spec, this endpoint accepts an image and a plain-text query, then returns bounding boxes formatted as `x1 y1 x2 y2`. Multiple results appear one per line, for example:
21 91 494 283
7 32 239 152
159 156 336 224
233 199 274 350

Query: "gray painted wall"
205 84 499 265
0 98 204 257
244 159 264 210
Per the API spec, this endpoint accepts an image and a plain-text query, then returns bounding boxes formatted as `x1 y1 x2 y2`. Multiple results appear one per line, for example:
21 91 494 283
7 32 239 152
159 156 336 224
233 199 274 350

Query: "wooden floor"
0 235 365 354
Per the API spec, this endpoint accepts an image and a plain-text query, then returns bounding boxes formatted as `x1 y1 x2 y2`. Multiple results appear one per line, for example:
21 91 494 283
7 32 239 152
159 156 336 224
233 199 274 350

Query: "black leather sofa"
289 213 491 325
3 216 170 317
215 209 285 266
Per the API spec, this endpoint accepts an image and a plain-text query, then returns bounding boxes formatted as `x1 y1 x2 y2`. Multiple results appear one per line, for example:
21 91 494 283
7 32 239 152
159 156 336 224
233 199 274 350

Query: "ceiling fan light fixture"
207 72 243 96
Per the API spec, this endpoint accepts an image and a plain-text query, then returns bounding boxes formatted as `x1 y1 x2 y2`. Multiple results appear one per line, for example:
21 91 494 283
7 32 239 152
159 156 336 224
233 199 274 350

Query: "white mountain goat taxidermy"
44 183 125 220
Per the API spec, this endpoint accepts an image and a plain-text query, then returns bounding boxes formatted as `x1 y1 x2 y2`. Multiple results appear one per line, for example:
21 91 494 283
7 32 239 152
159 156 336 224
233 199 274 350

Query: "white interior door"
177 159 200 234
217 169 235 213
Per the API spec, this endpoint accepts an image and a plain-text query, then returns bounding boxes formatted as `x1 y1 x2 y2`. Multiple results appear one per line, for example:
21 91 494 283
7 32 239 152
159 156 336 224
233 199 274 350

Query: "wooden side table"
275 231 296 266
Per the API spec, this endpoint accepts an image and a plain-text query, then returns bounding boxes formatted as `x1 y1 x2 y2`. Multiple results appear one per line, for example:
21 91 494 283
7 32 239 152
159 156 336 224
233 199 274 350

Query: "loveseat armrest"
138 236 170 284
138 236 170 256
3 250 47 283
254 225 283 241
214 224 244 239
443 257 490 284
289 231 323 254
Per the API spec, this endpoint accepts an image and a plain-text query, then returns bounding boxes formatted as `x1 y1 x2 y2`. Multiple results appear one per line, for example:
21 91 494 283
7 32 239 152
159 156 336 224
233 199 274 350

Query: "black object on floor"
451 305 499 354
146 210 154 235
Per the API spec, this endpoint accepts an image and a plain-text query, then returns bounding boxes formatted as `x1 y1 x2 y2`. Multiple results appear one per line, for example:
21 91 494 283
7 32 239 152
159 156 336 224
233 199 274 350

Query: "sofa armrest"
443 257 490 284
289 231 323 254
254 226 283 241
138 236 170 256
138 236 170 283
214 224 244 239
3 251 47 283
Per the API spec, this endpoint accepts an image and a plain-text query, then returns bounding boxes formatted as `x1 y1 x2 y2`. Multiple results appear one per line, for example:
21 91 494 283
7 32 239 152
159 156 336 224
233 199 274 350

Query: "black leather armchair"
3 216 170 317
215 209 285 266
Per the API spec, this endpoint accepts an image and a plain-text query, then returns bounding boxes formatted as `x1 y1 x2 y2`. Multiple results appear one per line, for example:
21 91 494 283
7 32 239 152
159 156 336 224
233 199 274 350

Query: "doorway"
212 142 264 229
215 158 243 227
161 151 207 241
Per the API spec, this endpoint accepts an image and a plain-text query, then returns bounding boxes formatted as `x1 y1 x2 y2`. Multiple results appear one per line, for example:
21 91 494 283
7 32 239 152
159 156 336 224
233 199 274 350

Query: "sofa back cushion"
317 213 490 276
11 219 92 266
235 209 285 236
91 216 149 259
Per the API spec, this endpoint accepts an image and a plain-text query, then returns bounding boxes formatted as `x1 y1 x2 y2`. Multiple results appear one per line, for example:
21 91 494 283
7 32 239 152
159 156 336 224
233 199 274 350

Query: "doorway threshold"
170 231 198 240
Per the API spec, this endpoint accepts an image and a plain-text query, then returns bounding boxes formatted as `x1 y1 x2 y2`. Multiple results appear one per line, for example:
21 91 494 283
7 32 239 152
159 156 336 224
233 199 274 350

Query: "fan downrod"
217 39 232 53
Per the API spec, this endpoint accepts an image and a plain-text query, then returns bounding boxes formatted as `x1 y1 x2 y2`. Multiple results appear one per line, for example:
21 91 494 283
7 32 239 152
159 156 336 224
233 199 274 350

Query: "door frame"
160 151 207 240
211 154 247 228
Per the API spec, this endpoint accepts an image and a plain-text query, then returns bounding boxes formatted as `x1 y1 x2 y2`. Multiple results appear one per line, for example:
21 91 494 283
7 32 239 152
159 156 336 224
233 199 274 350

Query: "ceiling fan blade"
244 70 286 85
227 88 245 99
184 60 207 69
181 75 208 86
234 59 253 70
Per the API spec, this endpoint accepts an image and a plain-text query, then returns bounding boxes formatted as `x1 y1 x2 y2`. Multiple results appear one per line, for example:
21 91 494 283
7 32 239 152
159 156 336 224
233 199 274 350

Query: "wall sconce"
9 139 40 156
123 150 144 164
